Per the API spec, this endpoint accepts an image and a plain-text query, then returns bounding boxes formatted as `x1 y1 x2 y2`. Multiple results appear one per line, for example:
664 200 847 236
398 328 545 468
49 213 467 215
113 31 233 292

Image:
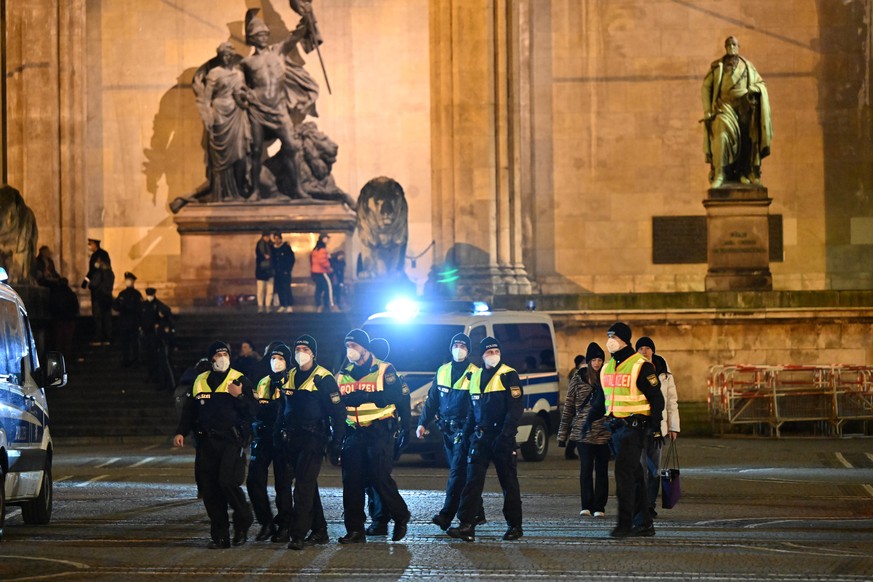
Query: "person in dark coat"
140 287 173 383
271 231 295 312
174 341 258 549
86 255 114 346
112 272 143 366
32 245 61 287
255 230 274 313
47 278 79 359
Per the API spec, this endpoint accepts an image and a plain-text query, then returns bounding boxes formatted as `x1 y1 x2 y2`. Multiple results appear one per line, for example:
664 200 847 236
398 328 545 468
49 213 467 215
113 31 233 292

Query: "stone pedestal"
703 185 772 291
171 201 356 306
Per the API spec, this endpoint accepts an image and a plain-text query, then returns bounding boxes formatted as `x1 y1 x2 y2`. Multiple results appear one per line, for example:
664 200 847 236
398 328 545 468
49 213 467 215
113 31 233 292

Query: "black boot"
287 536 305 550
255 523 276 542
207 538 230 549
365 522 388 536
304 531 330 546
338 531 367 544
503 526 523 541
446 523 475 542
271 527 291 543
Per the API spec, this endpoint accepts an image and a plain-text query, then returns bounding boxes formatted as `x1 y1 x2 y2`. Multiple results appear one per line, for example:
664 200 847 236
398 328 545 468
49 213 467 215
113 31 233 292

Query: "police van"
0 267 67 540
360 300 561 462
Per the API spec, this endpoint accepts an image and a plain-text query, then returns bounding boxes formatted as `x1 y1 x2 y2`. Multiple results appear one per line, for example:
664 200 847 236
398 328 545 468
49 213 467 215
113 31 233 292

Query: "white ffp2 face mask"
483 354 500 368
452 347 468 362
346 348 361 363
271 358 287 373
605 338 622 354
294 352 312 368
213 356 230 372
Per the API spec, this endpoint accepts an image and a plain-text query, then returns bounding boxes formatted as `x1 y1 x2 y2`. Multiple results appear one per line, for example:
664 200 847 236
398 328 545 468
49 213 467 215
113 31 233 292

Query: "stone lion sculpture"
356 177 408 279
0 184 38 284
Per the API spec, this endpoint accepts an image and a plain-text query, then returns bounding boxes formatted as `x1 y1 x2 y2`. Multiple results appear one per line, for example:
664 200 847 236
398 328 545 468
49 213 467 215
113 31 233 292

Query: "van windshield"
0 298 25 380
361 323 465 373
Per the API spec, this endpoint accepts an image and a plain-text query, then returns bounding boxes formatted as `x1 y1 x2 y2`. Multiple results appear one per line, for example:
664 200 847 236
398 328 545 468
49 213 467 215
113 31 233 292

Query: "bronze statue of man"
701 36 772 188
239 11 309 199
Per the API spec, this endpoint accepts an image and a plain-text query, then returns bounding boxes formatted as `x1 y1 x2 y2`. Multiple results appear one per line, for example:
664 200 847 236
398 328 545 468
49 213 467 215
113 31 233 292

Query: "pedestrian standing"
112 272 143 366
310 233 334 312
417 333 485 531
598 323 663 538
329 250 346 310
273 335 346 549
140 288 172 383
447 336 524 542
271 230 296 312
255 230 274 313
558 342 610 518
86 256 114 346
174 341 257 549
635 336 680 520
234 340 261 381
335 328 410 544
563 354 587 460
246 343 287 542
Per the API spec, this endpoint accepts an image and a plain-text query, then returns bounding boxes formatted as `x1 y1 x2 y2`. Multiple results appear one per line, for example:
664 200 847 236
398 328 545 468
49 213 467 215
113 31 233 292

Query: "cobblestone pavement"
2 437 872 580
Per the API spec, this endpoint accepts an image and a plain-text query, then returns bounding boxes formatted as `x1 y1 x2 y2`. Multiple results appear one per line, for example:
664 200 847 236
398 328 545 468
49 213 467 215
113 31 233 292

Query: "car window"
361 323 465 373
23 313 39 373
493 323 555 374
0 298 26 382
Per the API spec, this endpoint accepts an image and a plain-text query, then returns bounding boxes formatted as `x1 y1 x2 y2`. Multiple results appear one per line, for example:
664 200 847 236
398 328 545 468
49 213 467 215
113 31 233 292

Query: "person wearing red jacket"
309 233 334 312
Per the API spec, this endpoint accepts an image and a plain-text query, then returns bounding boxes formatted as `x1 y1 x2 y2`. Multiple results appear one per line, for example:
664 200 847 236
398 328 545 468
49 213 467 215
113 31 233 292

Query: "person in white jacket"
635 337 680 519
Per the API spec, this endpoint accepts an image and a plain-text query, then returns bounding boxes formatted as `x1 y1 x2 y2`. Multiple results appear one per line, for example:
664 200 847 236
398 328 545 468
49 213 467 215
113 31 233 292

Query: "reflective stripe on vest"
285 365 331 395
256 375 284 403
469 363 514 395
336 358 397 427
436 362 478 391
601 355 650 417
192 369 244 399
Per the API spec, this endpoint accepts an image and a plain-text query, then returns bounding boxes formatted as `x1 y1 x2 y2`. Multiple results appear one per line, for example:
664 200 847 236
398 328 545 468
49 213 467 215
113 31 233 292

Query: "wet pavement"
2 437 872 580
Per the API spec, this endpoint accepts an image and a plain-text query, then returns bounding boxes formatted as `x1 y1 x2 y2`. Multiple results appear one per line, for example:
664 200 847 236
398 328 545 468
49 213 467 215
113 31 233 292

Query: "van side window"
23 313 40 372
469 326 486 367
493 323 555 374
0 299 26 381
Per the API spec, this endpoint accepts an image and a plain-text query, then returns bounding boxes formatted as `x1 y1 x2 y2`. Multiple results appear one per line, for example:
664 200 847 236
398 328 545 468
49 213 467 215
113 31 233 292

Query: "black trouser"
457 432 522 528
142 332 158 380
311 273 333 309
246 434 286 528
609 421 650 529
198 434 254 542
275 273 294 307
439 429 483 521
118 321 138 364
92 296 111 342
579 442 610 513
367 485 387 526
276 430 329 539
341 420 409 533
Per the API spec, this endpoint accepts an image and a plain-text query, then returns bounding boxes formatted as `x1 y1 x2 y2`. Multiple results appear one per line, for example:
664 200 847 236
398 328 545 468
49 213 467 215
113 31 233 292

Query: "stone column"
3 1 87 282
703 186 773 291
429 0 532 299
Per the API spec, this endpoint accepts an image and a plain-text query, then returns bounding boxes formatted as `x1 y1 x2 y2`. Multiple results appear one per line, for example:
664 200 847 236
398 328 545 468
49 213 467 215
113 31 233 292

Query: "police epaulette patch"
510 387 522 398
385 372 397 384
647 374 658 387
330 392 341 404
401 385 410 396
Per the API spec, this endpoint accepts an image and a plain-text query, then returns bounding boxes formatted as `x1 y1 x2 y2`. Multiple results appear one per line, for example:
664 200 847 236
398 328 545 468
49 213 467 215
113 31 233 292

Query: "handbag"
660 439 681 509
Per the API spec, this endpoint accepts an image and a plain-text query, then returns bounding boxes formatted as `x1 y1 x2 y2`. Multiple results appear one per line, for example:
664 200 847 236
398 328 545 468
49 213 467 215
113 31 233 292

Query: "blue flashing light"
472 301 490 314
386 297 420 321
0 267 7 283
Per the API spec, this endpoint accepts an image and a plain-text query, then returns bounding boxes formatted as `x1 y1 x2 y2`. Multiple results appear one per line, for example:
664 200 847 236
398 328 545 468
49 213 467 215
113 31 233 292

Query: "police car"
0 267 67 540
361 299 562 462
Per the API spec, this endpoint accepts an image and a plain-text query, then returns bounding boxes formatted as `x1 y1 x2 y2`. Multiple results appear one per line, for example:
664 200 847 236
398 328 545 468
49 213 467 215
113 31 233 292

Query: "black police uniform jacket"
277 364 346 447
420 359 478 429
463 362 524 440
175 369 258 438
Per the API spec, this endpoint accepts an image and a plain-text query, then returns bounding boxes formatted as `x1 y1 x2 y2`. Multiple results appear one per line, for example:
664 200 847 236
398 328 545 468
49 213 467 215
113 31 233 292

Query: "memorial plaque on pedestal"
703 185 773 291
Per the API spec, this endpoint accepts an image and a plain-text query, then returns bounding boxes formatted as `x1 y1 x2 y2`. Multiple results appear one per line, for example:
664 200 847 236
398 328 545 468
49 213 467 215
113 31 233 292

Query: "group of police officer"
173 320 664 548
174 327 526 548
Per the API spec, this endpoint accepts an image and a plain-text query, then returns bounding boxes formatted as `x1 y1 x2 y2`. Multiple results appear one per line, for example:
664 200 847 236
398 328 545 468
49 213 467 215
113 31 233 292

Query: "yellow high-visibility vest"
255 375 284 403
192 369 244 400
336 358 396 427
601 355 651 417
436 362 478 391
469 363 515 395
284 365 332 395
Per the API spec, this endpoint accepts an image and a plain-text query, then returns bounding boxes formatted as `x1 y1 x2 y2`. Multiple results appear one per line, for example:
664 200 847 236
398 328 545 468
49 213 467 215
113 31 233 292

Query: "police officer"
336 329 410 544
598 322 664 538
417 333 485 531
246 343 288 542
112 272 142 367
363 337 411 536
447 337 524 542
174 341 258 548
273 335 346 550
